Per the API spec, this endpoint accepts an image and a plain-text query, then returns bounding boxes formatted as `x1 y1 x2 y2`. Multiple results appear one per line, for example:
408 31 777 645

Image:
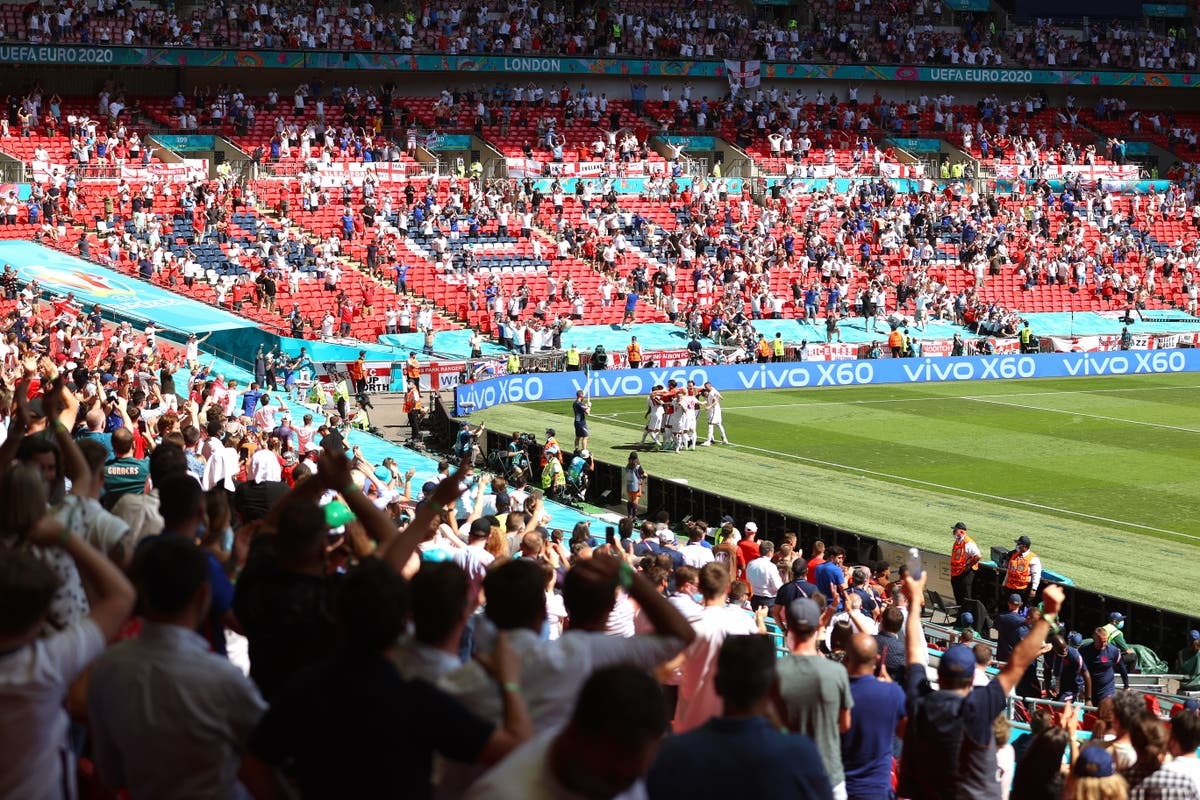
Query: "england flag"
724 59 762 90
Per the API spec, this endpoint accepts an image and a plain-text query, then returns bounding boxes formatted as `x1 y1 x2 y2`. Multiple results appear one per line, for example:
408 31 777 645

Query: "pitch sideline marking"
962 396 1200 434
604 384 1200 416
593 415 1200 542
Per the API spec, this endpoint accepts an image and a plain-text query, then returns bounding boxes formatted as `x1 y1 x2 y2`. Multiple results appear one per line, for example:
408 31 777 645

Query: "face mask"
196 521 206 540
691 593 704 604
221 526 234 553
1117 621 1125 629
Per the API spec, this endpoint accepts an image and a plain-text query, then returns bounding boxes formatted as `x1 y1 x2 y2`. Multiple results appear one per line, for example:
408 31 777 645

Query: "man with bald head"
77 407 114 462
842 633 907 800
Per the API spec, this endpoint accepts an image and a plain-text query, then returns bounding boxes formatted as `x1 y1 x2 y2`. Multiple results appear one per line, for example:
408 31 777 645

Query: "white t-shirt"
679 542 714 568
674 604 759 733
0 618 105 800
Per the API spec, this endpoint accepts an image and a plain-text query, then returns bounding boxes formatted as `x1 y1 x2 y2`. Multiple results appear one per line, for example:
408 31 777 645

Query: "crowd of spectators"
3 343 1199 800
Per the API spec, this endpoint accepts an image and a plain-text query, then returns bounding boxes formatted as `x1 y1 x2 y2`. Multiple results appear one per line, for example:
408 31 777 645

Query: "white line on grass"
604 384 1200 415
595 415 1200 542
962 396 1200 434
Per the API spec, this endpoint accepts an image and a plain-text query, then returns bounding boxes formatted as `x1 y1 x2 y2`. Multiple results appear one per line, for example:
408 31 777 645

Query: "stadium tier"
3 22 1200 800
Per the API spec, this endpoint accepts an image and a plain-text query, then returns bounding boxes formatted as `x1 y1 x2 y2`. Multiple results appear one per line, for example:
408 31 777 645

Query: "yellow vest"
772 338 785 356
507 354 520 373
566 348 580 366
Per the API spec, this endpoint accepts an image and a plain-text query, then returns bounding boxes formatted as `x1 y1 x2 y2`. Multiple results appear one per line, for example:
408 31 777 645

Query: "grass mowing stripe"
596 413 1200 541
962 396 1200 434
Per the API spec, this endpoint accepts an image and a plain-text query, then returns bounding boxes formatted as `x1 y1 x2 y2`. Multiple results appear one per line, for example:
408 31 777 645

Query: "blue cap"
1073 747 1116 778
1008 593 1023 605
961 612 975 627
1189 630 1200 641
938 644 976 680
1067 631 1084 647
1109 612 1126 622
1183 699 1200 712
785 598 821 630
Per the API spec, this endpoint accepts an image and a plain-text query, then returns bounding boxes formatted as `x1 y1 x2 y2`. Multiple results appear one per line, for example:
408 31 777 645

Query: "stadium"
2 0 1200 797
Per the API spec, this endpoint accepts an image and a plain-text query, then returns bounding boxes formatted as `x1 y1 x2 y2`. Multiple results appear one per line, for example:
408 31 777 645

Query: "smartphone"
605 525 616 545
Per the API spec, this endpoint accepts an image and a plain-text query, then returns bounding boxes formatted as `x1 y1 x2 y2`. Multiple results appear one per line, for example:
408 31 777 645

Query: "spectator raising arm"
29 515 135 641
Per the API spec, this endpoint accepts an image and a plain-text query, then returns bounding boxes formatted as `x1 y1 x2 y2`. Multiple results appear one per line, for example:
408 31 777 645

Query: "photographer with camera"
455 421 485 466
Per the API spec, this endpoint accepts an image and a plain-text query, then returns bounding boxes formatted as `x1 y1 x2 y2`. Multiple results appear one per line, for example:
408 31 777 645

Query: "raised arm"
903 571 928 667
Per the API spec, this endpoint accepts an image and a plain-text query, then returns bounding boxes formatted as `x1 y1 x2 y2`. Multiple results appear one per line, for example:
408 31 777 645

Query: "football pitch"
472 372 1200 613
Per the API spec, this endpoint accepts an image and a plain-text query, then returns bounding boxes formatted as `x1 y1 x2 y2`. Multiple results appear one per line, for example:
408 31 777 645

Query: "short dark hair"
570 666 668 747
412 562 470 646
132 535 208 616
715 635 776 710
158 475 204 527
698 562 729 601
827 545 846 561
484 559 547 630
149 442 189 487
674 565 699 588
337 559 410 654
881 605 904 634
0 550 59 637
1171 707 1200 752
791 560 808 580
563 563 617 628
276 496 327 557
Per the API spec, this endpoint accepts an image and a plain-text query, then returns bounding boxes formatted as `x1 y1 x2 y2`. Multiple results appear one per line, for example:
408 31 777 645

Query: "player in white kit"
640 385 665 448
675 392 699 452
699 382 729 445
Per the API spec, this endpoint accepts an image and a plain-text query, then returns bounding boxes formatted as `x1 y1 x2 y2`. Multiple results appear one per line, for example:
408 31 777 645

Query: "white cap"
744 522 758 533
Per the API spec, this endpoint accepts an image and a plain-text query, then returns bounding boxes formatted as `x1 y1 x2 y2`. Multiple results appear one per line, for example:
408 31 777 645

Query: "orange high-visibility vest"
1005 550 1035 589
950 535 978 577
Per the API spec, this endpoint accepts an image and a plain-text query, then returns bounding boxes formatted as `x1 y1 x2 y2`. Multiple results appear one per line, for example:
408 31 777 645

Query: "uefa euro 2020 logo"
24 263 135 298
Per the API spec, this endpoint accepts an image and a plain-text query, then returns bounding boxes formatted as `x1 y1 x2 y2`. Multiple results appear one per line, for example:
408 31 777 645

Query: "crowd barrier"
456 348 1200 413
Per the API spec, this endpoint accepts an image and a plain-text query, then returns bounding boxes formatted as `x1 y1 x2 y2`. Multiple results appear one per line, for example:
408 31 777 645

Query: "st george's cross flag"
724 59 762 89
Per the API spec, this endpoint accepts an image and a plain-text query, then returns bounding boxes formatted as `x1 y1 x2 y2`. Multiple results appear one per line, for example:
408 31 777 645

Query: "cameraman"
503 432 532 482
454 421 485 464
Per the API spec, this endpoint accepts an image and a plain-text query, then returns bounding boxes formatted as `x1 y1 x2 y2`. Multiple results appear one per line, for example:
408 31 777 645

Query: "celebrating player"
700 382 729 445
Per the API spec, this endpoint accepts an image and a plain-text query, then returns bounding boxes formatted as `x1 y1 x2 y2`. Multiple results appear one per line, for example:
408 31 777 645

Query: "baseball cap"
1109 612 1126 622
1016 535 1032 546
938 644 976 680
1184 699 1200 712
1189 630 1200 641
721 515 734 525
961 612 975 627
545 427 556 436
1067 631 1084 647
952 521 967 531
579 449 590 458
785 598 821 630
1073 747 1116 778
1008 593 1023 604
744 521 758 533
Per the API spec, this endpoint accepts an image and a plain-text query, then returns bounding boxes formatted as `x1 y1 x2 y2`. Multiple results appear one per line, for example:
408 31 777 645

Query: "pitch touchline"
963 396 1200 434
605 383 1200 415
595 415 1200 541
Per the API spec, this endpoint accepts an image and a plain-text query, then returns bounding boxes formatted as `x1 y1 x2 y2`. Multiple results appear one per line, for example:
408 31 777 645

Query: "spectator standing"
1082 625 1131 704
1002 535 1041 607
898 572 1066 800
1131 710 1200 799
746 540 783 610
842 633 907 800
0 515 135 800
776 597 854 798
1176 629 1200 691
647 635 834 800
87 536 267 799
674 562 762 732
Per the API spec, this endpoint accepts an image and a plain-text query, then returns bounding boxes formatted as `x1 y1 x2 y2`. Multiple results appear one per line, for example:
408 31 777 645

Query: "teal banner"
1 45 1199 88
1142 2 1187 15
942 0 991 9
660 135 717 150
1121 140 1153 156
151 134 216 152
887 137 944 153
426 134 472 150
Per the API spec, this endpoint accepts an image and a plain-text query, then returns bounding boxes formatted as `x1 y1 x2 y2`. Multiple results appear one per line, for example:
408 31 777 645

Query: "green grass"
474 373 1200 613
